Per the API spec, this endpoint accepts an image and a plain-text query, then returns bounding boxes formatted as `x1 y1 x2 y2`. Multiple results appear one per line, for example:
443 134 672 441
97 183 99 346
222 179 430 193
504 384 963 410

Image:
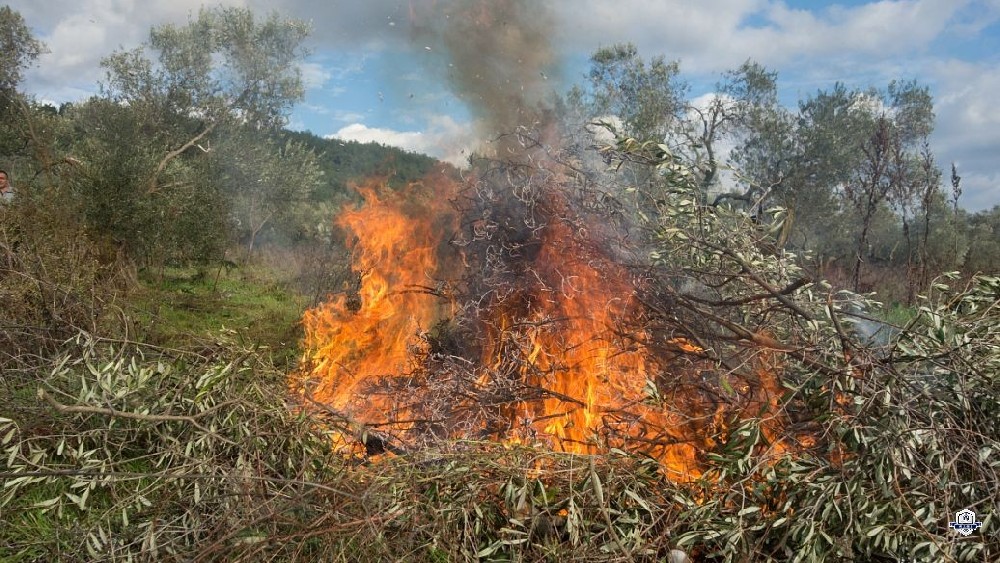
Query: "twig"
0 469 358 499
38 388 237 444
590 456 637 563
701 240 816 321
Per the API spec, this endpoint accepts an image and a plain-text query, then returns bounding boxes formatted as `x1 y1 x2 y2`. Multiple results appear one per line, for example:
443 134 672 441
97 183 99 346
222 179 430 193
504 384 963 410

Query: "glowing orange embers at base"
292 171 785 481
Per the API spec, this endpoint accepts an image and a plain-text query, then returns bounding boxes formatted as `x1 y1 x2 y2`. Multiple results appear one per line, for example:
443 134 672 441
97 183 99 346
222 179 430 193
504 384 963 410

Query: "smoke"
407 0 561 154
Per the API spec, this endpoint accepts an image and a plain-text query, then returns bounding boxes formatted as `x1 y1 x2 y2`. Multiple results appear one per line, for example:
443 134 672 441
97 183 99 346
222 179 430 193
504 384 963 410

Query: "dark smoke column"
408 0 560 158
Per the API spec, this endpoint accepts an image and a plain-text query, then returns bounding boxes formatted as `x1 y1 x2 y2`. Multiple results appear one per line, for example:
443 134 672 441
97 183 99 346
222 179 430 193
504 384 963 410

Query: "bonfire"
291 133 795 482
285 0 807 482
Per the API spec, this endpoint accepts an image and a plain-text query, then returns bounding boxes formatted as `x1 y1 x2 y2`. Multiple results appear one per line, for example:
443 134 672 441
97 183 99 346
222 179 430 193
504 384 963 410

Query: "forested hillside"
281 130 440 203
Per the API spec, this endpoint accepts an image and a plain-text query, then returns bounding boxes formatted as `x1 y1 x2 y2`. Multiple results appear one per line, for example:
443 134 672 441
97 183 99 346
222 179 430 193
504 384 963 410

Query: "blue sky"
9 0 1000 210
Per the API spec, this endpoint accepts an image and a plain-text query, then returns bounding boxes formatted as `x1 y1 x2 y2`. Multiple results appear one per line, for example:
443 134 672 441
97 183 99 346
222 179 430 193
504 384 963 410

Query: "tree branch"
38 388 237 444
146 121 217 194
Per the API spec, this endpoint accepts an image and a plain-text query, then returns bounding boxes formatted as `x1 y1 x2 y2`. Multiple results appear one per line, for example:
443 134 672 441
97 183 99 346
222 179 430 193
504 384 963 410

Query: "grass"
130 263 310 368
879 301 920 327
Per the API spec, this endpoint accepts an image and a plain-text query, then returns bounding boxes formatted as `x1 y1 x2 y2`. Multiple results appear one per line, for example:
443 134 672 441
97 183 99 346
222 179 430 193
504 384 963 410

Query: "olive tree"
568 45 782 207
0 6 44 94
209 130 323 261
837 81 935 291
69 7 312 267
101 6 310 193
0 6 45 159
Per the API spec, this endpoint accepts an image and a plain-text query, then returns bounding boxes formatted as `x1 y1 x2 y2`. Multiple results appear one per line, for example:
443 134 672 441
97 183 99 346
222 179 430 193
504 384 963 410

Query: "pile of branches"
0 183 133 373
1 333 347 561
299 129 804 460
585 134 1000 561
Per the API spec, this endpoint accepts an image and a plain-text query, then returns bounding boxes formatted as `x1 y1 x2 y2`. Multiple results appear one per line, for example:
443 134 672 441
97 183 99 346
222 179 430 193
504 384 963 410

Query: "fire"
290 0 793 480
296 173 457 448
477 215 697 472
292 166 754 480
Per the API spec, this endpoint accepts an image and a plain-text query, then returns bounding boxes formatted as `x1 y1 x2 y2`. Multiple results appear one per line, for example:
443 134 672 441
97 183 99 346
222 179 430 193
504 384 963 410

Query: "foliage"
566 58 954 299
569 47 781 201
206 128 323 258
0 6 45 94
960 205 1000 275
676 276 999 563
0 169 132 372
282 129 443 203
39 6 314 268
569 43 688 144
4 184 996 561
1 333 344 562
593 132 999 562
57 98 230 267
102 6 308 132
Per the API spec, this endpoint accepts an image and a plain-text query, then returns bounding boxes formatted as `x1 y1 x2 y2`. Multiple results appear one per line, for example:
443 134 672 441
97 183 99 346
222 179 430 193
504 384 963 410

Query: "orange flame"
292 168 788 480
472 213 704 478
292 0 794 479
296 174 456 446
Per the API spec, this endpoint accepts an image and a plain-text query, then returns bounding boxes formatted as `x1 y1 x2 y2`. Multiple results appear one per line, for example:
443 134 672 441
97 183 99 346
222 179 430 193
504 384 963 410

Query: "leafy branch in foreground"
1 333 346 561
596 132 998 562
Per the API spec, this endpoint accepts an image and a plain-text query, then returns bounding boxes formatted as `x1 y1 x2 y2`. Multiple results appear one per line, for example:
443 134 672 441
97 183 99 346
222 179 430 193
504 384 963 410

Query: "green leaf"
31 497 61 509
476 541 502 558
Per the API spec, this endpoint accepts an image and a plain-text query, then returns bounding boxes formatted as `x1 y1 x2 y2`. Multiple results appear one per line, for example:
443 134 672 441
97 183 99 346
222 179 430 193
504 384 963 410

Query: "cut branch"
38 388 236 443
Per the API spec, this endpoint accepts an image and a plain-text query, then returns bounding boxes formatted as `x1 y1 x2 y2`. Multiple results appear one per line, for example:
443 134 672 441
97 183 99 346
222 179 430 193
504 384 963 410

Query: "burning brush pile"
289 137 795 480
282 8 996 558
288 1 799 481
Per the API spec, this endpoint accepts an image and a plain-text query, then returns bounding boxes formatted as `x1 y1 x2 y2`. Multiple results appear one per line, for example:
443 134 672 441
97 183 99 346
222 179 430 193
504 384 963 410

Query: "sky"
8 0 1000 210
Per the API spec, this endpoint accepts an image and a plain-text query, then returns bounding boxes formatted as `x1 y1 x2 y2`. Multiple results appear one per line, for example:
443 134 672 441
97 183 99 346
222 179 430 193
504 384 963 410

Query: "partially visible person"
0 169 13 203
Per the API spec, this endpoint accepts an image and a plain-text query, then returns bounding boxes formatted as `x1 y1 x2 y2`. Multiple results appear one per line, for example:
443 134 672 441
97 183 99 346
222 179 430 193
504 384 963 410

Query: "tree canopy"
0 6 44 94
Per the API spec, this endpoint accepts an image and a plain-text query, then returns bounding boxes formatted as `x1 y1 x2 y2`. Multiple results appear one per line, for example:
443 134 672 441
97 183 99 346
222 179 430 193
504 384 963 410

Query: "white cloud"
553 0 970 73
767 0 961 57
325 55 371 80
929 59 1000 210
14 0 244 102
298 62 331 89
331 123 424 148
954 172 1000 211
933 61 1000 134
332 110 368 123
328 115 476 167
12 0 993 91
245 0 406 49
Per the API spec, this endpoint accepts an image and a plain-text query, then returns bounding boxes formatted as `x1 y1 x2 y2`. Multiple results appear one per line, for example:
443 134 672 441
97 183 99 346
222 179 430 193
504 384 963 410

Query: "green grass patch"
879 302 919 327
131 265 309 368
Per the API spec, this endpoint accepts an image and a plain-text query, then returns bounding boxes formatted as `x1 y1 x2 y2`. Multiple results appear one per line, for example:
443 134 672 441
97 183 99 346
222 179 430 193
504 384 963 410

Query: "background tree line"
3 6 996 309
565 43 999 307
1 6 436 272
